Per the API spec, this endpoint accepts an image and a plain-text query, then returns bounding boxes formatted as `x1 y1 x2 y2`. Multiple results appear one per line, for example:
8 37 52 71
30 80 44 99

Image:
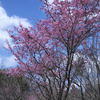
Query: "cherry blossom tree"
6 0 100 100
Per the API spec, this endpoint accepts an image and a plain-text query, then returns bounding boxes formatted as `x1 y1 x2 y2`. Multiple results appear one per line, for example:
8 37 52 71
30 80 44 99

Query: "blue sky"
0 0 54 68
0 0 46 20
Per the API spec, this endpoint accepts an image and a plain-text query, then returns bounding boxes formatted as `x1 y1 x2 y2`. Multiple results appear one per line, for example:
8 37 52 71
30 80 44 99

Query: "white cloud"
0 55 17 68
0 6 31 48
0 5 32 68
3 55 17 68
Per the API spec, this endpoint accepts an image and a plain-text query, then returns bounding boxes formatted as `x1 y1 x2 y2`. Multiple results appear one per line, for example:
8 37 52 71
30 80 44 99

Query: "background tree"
6 0 100 100
0 69 30 100
73 33 100 100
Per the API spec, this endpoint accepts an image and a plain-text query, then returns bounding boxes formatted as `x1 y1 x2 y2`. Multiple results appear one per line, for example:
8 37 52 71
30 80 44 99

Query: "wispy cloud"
0 55 17 68
47 0 71 4
3 55 17 68
0 57 2 65
47 0 54 4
